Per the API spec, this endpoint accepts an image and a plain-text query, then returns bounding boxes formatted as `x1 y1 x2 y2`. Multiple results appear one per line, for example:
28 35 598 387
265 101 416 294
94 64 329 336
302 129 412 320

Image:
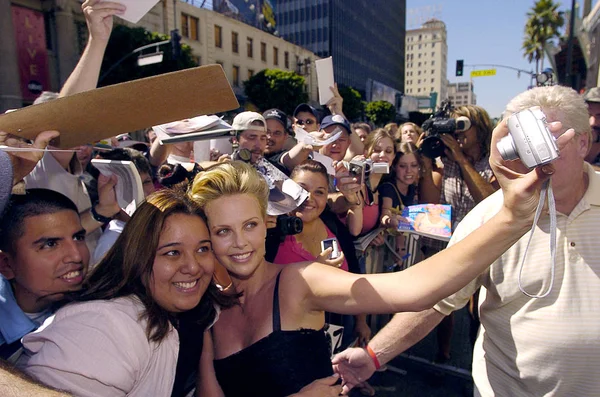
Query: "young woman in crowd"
18 189 236 397
191 118 557 396
398 122 422 144
378 142 423 268
270 160 371 349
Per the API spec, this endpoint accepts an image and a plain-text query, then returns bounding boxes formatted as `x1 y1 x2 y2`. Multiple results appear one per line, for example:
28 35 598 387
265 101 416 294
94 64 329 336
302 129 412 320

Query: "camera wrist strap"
517 179 556 298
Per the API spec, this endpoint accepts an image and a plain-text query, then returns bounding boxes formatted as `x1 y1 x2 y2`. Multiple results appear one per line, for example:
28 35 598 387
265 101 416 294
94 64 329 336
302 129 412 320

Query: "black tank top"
213 272 333 397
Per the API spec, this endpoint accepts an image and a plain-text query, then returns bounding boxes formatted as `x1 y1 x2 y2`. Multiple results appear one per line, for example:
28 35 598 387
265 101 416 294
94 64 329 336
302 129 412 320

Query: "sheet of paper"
117 0 161 23
315 57 335 105
311 152 335 175
293 126 342 147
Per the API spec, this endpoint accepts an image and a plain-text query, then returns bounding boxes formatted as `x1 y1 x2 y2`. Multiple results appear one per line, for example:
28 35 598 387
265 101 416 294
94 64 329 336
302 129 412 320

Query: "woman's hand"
489 118 574 225
333 161 361 205
354 319 372 347
368 232 385 247
316 248 345 268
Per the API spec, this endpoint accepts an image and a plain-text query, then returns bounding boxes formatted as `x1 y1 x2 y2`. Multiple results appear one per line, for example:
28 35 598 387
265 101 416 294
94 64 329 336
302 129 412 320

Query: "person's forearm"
346 205 363 237
456 159 496 203
60 38 109 97
149 138 169 167
369 309 445 365
418 169 441 204
344 132 364 161
282 143 311 170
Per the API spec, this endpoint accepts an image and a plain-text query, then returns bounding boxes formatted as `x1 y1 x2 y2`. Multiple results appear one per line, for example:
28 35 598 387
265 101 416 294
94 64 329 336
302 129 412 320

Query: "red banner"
11 6 50 102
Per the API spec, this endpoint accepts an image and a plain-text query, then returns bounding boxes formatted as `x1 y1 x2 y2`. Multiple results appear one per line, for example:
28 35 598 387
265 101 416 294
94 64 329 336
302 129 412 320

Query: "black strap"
272 271 283 331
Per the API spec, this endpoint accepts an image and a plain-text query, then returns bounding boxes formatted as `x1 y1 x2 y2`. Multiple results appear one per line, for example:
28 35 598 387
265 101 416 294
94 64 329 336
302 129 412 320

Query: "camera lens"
496 135 519 161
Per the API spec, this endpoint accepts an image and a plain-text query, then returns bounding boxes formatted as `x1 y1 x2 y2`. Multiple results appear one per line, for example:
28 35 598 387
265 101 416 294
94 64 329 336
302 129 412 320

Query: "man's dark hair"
96 147 152 176
0 189 79 253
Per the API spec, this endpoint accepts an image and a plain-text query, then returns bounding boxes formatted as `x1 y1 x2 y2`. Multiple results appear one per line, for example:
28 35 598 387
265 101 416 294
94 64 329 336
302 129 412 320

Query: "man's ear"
0 251 16 280
578 132 591 158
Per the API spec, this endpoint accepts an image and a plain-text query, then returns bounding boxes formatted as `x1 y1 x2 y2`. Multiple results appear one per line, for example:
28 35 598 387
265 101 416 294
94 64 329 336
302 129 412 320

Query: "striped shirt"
434 163 600 397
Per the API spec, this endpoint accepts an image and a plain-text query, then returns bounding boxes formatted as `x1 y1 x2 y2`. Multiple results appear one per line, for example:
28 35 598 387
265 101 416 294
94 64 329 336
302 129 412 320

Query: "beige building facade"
1 0 318 113
404 19 448 108
447 82 476 107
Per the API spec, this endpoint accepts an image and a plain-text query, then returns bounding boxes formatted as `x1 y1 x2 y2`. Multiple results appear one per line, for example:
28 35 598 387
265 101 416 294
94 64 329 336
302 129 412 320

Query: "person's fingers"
555 127 575 150
31 131 60 150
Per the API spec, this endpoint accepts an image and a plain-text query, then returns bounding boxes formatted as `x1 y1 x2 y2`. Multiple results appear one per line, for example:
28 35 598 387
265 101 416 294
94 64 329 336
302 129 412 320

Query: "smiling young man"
0 189 89 362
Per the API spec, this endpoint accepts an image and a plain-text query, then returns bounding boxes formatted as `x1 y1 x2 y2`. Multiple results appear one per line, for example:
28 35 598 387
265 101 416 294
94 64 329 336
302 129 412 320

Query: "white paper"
315 57 335 105
117 0 161 24
293 126 342 147
91 159 144 211
311 152 335 175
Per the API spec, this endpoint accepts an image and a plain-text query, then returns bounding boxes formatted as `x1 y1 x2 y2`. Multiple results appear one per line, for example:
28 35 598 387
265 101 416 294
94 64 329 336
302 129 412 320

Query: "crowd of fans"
1 1 599 397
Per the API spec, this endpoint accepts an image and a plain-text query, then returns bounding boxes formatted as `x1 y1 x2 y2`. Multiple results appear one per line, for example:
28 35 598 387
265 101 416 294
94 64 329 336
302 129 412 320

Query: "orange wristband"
366 345 381 370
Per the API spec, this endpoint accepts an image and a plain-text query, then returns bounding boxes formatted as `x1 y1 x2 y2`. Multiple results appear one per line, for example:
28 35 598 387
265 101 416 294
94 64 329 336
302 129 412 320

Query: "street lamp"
99 39 171 83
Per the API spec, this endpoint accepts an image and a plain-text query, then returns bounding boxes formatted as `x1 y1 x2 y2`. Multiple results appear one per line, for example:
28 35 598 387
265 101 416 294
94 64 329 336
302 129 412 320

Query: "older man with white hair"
333 85 600 397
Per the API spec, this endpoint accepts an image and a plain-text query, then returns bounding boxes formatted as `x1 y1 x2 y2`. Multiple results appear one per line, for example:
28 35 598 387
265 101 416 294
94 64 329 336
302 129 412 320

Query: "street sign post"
470 69 496 78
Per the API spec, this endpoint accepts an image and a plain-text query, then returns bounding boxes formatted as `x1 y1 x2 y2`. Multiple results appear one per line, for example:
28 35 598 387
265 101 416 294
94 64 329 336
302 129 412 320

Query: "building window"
247 37 253 58
284 51 289 68
431 78 435 83
214 25 222 48
194 56 201 65
181 14 199 41
261 42 267 62
431 60 435 65
418 71 421 75
233 65 240 87
273 47 279 65
232 32 239 53
248 69 254 79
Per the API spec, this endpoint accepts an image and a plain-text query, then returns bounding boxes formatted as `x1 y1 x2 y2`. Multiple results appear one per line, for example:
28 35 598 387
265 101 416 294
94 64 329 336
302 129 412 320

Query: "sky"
406 0 596 118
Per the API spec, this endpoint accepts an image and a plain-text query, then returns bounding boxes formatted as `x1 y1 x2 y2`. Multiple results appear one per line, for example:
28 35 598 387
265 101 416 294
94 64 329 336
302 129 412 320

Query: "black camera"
275 215 303 236
419 100 471 158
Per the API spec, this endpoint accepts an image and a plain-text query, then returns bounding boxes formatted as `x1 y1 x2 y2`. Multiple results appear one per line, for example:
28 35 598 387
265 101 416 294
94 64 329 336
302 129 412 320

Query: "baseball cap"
320 114 352 135
584 87 600 103
232 111 266 132
263 108 290 133
293 103 320 121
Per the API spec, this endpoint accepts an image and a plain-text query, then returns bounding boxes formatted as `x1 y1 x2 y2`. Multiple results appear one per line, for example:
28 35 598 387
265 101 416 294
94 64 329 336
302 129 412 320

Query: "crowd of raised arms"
1 1 600 397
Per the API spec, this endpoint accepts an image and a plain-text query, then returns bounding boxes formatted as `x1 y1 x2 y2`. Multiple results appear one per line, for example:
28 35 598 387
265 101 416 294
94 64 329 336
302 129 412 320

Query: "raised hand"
82 0 126 42
0 130 60 185
490 118 573 223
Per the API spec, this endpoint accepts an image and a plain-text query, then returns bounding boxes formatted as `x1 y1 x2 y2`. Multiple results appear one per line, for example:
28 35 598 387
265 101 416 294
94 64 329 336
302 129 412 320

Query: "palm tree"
522 0 565 74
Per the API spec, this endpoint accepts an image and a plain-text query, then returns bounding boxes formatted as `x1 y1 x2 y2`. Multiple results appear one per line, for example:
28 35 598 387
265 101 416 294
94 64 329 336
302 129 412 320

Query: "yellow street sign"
470 69 497 78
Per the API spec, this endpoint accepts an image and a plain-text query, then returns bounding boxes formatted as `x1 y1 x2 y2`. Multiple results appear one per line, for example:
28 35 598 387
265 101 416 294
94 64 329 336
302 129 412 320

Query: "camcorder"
420 100 471 159
497 108 558 169
346 159 389 186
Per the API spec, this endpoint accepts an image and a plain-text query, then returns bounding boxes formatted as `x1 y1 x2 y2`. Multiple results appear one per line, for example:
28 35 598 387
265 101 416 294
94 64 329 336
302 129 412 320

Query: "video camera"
420 100 471 158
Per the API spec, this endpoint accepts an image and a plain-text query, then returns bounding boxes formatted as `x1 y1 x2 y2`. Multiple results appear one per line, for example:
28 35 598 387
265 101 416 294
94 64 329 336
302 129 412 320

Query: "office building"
447 82 476 107
273 0 406 95
404 19 448 107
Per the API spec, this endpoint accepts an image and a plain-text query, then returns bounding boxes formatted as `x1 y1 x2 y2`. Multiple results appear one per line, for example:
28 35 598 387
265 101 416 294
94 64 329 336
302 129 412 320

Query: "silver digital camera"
497 108 559 169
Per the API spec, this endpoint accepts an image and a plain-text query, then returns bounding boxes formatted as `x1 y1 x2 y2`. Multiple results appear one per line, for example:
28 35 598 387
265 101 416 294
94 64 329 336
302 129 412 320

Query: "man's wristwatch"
91 205 115 224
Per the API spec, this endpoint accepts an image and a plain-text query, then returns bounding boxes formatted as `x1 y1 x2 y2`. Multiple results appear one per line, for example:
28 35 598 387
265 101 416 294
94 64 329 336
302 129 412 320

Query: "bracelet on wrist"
91 204 116 224
366 345 381 370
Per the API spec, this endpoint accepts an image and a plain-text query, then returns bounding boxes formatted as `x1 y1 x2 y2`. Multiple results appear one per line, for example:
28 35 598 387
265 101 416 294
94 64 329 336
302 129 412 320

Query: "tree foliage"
522 0 565 74
337 85 364 122
99 25 197 87
243 69 308 115
365 101 396 126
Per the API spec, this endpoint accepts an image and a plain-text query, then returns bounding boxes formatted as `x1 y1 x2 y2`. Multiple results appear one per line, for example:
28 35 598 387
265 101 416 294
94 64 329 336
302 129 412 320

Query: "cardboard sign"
0 65 239 149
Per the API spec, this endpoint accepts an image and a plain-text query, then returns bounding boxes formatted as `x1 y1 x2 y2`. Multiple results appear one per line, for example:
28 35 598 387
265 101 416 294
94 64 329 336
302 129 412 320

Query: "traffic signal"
456 60 464 77
171 29 181 60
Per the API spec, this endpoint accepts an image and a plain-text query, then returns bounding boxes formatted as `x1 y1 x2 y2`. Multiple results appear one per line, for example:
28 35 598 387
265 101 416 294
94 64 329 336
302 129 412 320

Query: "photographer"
333 85 598 397
418 104 499 363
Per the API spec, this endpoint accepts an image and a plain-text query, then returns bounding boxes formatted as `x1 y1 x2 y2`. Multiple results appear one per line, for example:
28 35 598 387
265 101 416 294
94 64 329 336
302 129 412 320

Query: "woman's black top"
213 272 333 397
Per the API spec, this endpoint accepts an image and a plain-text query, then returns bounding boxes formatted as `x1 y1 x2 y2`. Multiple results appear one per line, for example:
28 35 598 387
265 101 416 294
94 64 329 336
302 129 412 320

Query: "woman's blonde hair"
189 161 269 218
